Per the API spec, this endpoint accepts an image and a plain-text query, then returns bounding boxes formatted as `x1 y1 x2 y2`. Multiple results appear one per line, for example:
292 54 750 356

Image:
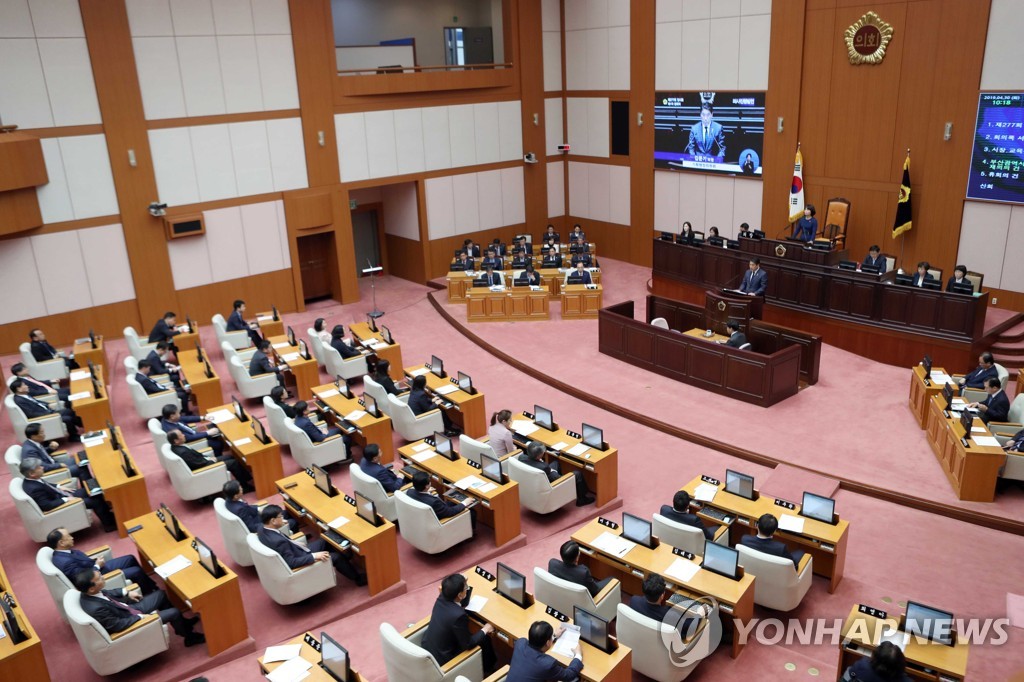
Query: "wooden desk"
837 604 968 681
85 427 150 537
461 569 632 682
909 365 955 429
127 510 248 656
680 475 849 593
0 559 50 682
177 348 224 414
561 284 603 319
210 403 283 499
256 312 284 339
447 268 602 301
171 329 200 353
277 472 401 595
683 328 730 343
510 418 618 508
349 322 404 381
312 382 395 463
404 365 487 438
72 335 108 382
258 631 369 681
923 395 1005 502
466 286 550 321
398 439 522 546
69 366 112 431
571 517 754 659
268 335 319 400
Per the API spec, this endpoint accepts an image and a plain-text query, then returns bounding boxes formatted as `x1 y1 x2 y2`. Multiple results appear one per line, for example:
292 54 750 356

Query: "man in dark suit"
145 341 181 380
567 261 592 285
73 568 204 646
168 429 253 492
359 444 403 493
421 573 495 671
547 541 612 597
22 423 84 480
250 339 284 386
226 299 262 347
862 245 887 273
269 385 298 419
161 404 224 457
1003 427 1024 452
11 378 81 442
10 362 70 401
479 265 503 287
147 311 182 347
519 440 593 506
971 378 1010 424
659 490 715 540
294 400 344 443
257 504 364 584
222 480 298 533
518 263 542 287
721 319 749 349
48 527 156 593
507 621 582 682
515 235 532 255
960 352 999 389
627 574 699 635
408 374 459 436
407 471 475 531
29 327 78 369
462 239 481 258
570 250 593 268
452 251 475 272
330 324 361 360
739 514 805 569
20 457 117 532
481 248 503 271
685 103 726 157
542 246 562 268
137 359 189 413
738 258 767 296
542 225 560 243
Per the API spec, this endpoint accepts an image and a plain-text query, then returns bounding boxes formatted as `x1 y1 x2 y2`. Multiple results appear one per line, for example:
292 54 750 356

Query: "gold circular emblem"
775 244 787 257
717 300 727 312
845 12 893 65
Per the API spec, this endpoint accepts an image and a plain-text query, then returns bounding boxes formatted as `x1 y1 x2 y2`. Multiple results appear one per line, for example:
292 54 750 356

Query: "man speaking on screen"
686 102 726 159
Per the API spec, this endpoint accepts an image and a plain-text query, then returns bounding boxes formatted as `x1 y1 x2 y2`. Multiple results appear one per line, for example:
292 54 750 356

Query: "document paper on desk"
154 554 193 579
412 450 437 463
68 391 92 401
879 627 909 652
591 531 635 558
566 443 590 457
271 342 289 349
550 624 581 658
465 595 488 613
318 388 339 398
972 435 1001 447
281 352 300 362
455 475 487 490
778 514 805 534
344 410 367 422
70 370 91 381
664 558 701 583
693 482 718 503
328 515 350 529
408 367 429 377
435 383 459 395
205 409 235 424
265 655 312 682
262 644 302 663
930 371 953 385
512 419 539 436
82 434 107 448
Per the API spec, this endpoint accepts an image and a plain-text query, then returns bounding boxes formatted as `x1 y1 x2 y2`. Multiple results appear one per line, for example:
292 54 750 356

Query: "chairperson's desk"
349 321 404 382
466 285 550 321
923 394 1004 502
311 382 395 463
404 364 487 438
84 427 150 537
680 475 849 593
209 403 284 499
126 510 248 656
0 557 50 681
176 348 224 414
69 366 112 431
570 517 754 659
398 438 522 546
276 471 401 596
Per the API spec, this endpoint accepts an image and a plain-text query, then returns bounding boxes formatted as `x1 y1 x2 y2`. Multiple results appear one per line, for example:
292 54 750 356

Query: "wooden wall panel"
0 187 43 235
0 299 140 356
516 0 550 237
629 0 655 266
426 223 527 279
289 0 340 187
385 234 426 284
175 269 296 325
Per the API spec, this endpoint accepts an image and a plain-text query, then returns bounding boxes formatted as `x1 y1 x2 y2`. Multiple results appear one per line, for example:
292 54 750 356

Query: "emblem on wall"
717 300 727 312
775 244 787 257
845 11 893 65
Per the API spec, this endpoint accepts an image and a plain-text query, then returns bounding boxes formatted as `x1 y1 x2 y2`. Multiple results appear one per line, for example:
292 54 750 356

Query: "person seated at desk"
258 504 365 585
718 320 749 349
145 341 181 381
409 374 460 436
11 361 70 402
226 299 263 347
707 226 723 246
371 359 405 396
566 261 592 285
488 410 516 457
793 205 817 242
570 250 593 267
570 224 586 243
452 250 475 272
738 257 767 296
250 339 285 386
20 457 117 532
660 490 715 540
542 246 562 268
490 238 507 257
515 235 532 255
519 440 593 506
422 573 496 672
73 568 205 646
542 224 560 243
738 221 753 239
148 311 182 348
677 221 696 245
969 378 1009 424
628 574 699 635
481 248 503 271
517 263 542 287
947 264 974 293
359 443 404 493
863 245 887 273
1002 427 1024 452
330 324 361 360
507 620 582 682
11 378 82 442
548 540 611 596
911 261 936 288
222 480 298 533
960 352 998 389
137 359 190 413
22 422 86 480
462 238 481 258
161 404 224 457
29 327 79 369
294 400 345 443
739 513 805 569
407 470 476 531
269 385 297 418
312 318 332 345
840 641 910 682
478 265 503 288
168 429 253 493
48 526 157 594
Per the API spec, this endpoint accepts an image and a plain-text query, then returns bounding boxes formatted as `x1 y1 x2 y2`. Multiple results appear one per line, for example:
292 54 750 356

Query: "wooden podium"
704 289 762 334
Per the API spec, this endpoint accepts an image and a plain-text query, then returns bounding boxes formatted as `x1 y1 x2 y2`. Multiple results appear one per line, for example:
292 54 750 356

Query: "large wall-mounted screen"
967 92 1024 204
654 91 765 177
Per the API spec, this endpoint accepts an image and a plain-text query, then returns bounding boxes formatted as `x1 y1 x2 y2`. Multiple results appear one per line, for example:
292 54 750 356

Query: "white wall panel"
0 238 46 325
542 32 562 92
177 36 227 116
709 17 740 89
547 161 565 218
59 135 118 220
0 39 53 128
738 13 770 90
133 37 187 119
0 0 35 38
149 127 200 205
741 0 772 15
656 0 681 24
218 35 263 113
251 0 290 34
476 170 504 230
229 121 274 196
568 162 589 218
473 102 501 165
678 172 707 229
335 113 370 182
497 100 523 161
711 0 742 17
564 31 586 90
381 183 419 240
274 199 290 261
204 206 249 282
733 177 763 229
704 175 735 236
999 208 1024 291
545 98 564 157
255 35 299 109
425 176 455 239
31 232 91 315
240 201 287 274
35 139 73 224
212 0 255 35
608 0 630 26
37 39 101 125
448 105 477 168
564 0 586 32
607 26 630 90
654 172 680 230
584 29 609 90
125 0 174 37
364 110 399 179
393 108 426 175
167 232 213 289
541 0 561 32
584 0 608 29
421 106 452 171
169 0 215 35
958 202 1010 288
78 225 136 306
500 167 526 225
680 20 710 90
609 165 630 225
266 117 307 190
190 124 238 201
587 98 609 158
566 98 589 157
683 0 712 20
27 0 84 37
588 164 610 222
452 173 480 234
655 21 682 90
981 0 1024 89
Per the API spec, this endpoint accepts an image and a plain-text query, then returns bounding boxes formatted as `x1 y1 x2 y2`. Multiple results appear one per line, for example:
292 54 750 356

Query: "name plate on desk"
303 632 322 652
597 517 619 530
546 605 569 622
701 475 721 486
466 459 481 469
475 566 495 581
672 547 696 560
858 604 887 619
343 494 356 506
774 499 796 510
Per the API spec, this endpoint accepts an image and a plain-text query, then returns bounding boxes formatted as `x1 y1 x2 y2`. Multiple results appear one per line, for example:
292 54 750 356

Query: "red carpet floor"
0 264 1021 681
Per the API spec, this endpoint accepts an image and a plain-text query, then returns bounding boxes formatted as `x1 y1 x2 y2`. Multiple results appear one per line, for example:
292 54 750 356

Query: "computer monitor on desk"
922 354 933 377
160 503 185 541
251 416 270 445
195 340 205 363
433 431 456 460
496 562 529 608
701 540 740 580
861 263 881 275
480 453 504 484
800 492 837 525
194 536 226 578
366 313 378 333
582 423 606 451
362 394 379 418
312 464 338 497
904 601 955 646
471 276 489 287
950 281 974 296
286 326 297 347
922 280 942 291
534 405 556 431
88 328 97 348
120 448 136 477
107 420 121 450
942 383 955 410
622 512 655 548
895 273 914 286
457 371 474 394
959 409 974 434
0 595 28 644
232 395 248 422
430 355 446 378
725 469 757 500
355 491 380 527
320 632 351 682
204 358 214 379
838 260 857 271
574 606 615 652
566 272 584 285
381 325 394 345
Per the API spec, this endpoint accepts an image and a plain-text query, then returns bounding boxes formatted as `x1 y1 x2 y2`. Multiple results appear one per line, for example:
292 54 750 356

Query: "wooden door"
298 233 333 301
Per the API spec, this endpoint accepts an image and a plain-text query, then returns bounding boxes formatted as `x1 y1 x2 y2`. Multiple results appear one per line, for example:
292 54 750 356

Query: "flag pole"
898 148 909 270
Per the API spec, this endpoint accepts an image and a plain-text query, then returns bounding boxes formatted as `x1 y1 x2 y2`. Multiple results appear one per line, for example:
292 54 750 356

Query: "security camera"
148 202 167 217
523 152 538 164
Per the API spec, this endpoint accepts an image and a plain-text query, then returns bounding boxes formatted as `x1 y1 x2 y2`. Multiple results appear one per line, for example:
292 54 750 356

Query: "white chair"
5 393 67 441
738 342 752 351
284 419 349 469
123 326 157 362
220 340 257 365
884 255 896 274
6 444 74 483
388 394 444 442
37 546 127 621
10 477 93 542
380 621 484 682
651 317 670 329
19 342 69 382
322 343 369 382
990 395 1024 446
213 314 251 351
350 462 399 522
616 601 716 681
533 567 620 623
306 328 326 367
458 434 511 474
213 497 255 567
159 443 231 501
364 375 408 417
736 544 813 611
1002 451 1024 482
652 514 727 556
507 456 575 514
245 534 336 604
125 368 178 421
227 355 279 400
63 590 170 676
262 396 292 446
394 491 473 554
994 363 1010 391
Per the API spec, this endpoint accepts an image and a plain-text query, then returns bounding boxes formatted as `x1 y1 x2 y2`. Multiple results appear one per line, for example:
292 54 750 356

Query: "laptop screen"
430 355 444 377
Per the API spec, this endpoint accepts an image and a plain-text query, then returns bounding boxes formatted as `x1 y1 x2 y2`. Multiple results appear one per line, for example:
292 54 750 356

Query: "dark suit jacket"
331 338 360 360
1006 428 1024 452
739 534 801 569
374 374 400 395
480 271 502 286
249 350 275 376
148 319 179 344
80 590 140 634
22 478 72 511
686 121 725 156
463 245 482 257
547 558 601 597
541 232 560 243
567 270 592 285
982 390 1010 423
911 272 936 287
542 255 562 268
408 389 436 417
145 350 170 375
21 439 60 468
171 444 213 471
295 416 330 443
725 332 749 349
739 268 767 295
627 595 699 634
862 254 887 273
517 454 558 482
226 309 248 332
273 398 298 419
507 636 583 682
421 595 487 666
52 549 100 581
407 488 465 520
227 498 261 532
946 276 974 293
843 656 912 682
481 257 503 270
31 340 60 362
452 257 475 271
793 216 817 242
570 253 592 267
161 416 203 443
257 526 313 569
659 504 715 540
963 365 998 389
20 375 55 397
135 372 168 395
360 459 402 493
518 271 542 286
14 394 55 418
